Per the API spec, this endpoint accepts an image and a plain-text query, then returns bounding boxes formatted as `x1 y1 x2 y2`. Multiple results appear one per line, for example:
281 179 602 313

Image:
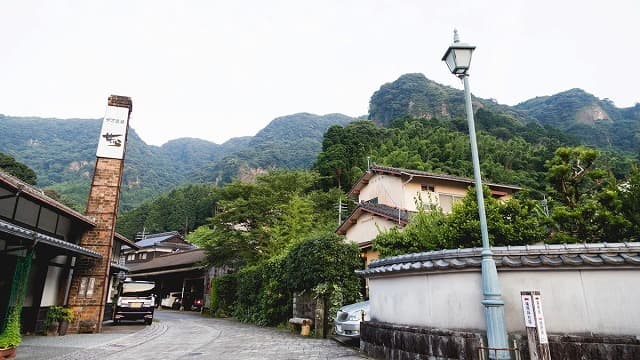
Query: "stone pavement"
18 311 370 359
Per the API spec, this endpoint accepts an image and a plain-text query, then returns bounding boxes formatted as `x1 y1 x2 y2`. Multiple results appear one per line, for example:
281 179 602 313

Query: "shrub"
45 306 63 329
59 308 74 322
282 233 362 305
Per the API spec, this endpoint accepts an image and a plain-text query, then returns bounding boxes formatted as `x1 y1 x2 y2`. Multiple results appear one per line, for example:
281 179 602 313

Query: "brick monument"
67 95 132 333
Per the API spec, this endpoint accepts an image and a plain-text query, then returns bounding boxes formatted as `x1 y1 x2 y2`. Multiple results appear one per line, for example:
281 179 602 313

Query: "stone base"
547 334 640 359
361 321 640 360
360 321 482 360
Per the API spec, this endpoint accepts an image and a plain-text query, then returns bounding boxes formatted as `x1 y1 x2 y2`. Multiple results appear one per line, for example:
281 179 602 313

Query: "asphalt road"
19 309 369 360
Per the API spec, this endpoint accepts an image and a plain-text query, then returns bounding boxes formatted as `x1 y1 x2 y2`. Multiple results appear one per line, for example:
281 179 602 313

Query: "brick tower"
67 95 132 333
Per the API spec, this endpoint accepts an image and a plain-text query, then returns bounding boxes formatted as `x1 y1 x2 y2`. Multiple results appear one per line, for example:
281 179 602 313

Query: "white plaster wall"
359 175 405 209
345 215 399 245
500 270 640 335
370 272 484 330
40 265 64 306
368 268 640 336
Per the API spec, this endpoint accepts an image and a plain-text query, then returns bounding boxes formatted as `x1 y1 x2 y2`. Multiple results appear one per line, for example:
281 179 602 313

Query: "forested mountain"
2 73 638 214
515 89 640 152
0 112 355 210
369 73 640 154
368 73 528 128
189 113 354 184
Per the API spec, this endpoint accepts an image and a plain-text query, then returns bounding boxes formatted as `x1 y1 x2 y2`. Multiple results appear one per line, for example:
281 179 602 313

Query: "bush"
210 274 237 317
210 233 362 328
0 306 21 349
45 306 63 329
59 308 74 322
282 233 362 305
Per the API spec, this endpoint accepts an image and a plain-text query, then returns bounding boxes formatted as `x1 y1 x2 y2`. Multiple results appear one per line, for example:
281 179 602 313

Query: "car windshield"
121 282 155 297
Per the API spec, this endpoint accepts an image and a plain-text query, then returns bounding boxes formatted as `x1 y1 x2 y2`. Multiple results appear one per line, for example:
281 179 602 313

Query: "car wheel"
172 303 180 310
144 318 152 325
113 319 119 325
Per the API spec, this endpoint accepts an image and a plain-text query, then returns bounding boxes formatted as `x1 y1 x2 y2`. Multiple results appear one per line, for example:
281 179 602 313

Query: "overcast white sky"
2 1 638 146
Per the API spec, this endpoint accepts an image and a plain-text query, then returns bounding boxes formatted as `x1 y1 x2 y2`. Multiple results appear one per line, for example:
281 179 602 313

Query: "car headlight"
348 310 364 321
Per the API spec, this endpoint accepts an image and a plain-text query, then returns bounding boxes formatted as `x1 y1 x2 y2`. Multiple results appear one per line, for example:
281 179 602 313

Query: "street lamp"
442 29 510 359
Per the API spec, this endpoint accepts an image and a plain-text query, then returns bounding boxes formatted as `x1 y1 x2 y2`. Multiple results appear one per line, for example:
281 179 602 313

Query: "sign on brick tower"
67 95 132 333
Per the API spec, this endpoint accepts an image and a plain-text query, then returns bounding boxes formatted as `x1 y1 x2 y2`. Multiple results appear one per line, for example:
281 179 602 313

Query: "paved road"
19 310 369 359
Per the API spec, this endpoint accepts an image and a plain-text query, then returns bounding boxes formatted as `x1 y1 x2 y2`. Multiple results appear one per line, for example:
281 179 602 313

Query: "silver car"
334 300 370 338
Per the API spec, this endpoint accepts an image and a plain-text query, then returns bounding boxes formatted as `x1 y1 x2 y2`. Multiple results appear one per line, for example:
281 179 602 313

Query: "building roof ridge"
362 242 640 276
0 168 96 226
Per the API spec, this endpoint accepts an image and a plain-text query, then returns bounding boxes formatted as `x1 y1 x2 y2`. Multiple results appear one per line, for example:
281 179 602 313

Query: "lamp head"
442 29 476 76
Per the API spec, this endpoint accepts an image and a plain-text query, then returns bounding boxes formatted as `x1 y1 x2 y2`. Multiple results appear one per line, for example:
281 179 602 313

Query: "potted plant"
44 306 63 336
0 307 21 359
57 308 74 336
0 249 34 358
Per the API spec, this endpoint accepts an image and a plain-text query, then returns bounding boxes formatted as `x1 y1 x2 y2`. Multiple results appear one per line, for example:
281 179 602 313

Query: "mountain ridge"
2 73 638 210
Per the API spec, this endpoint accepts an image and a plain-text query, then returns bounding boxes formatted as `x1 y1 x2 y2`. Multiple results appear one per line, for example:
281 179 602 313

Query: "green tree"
0 152 37 185
373 199 449 258
190 170 341 268
545 147 631 242
373 188 548 258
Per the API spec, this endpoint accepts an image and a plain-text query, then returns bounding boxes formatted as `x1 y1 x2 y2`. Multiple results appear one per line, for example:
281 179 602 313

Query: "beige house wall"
359 174 471 213
344 214 400 246
359 175 405 209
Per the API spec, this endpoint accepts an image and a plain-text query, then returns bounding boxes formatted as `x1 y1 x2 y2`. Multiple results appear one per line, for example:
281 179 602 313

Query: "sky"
2 1 639 146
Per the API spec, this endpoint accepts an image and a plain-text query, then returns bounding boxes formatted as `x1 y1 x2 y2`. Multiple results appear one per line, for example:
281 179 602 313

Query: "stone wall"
361 321 640 360
360 321 483 360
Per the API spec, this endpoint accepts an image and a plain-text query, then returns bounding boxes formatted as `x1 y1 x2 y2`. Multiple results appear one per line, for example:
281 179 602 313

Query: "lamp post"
442 30 510 359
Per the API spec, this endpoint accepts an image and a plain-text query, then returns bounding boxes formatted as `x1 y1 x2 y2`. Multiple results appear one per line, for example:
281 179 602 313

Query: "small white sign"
521 294 536 328
533 295 549 344
96 105 129 159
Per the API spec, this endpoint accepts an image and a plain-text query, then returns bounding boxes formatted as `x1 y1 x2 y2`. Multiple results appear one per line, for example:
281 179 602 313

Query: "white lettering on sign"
521 294 536 327
533 295 549 344
96 105 129 159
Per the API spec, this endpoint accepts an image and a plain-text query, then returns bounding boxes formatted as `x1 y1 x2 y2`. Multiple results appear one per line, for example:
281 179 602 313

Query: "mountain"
515 89 640 152
369 74 640 154
0 112 355 210
3 73 638 212
190 113 354 184
368 73 527 127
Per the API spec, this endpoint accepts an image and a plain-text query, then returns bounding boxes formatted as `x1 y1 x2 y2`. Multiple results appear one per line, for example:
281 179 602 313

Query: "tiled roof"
358 242 640 277
336 201 410 235
122 231 192 250
349 164 521 196
127 248 206 272
0 218 102 258
0 169 96 226
115 232 139 250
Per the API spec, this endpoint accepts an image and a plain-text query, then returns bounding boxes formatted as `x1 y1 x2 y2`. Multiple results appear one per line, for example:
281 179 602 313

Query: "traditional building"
121 231 194 265
0 169 137 333
337 164 521 265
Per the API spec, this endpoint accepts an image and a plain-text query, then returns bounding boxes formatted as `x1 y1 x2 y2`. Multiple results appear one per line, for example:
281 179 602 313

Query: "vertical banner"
521 294 536 327
96 105 130 159
521 290 552 360
532 294 548 344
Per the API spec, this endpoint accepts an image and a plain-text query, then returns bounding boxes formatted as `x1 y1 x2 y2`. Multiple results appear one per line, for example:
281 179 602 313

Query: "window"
127 254 135 261
421 184 435 192
140 253 147 260
438 193 464 213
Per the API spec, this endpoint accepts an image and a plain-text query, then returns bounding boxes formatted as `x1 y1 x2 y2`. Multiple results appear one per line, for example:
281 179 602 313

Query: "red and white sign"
521 294 536 328
533 294 548 344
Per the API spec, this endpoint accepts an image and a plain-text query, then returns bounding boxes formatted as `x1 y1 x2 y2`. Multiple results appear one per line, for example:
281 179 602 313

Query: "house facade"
337 164 520 265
